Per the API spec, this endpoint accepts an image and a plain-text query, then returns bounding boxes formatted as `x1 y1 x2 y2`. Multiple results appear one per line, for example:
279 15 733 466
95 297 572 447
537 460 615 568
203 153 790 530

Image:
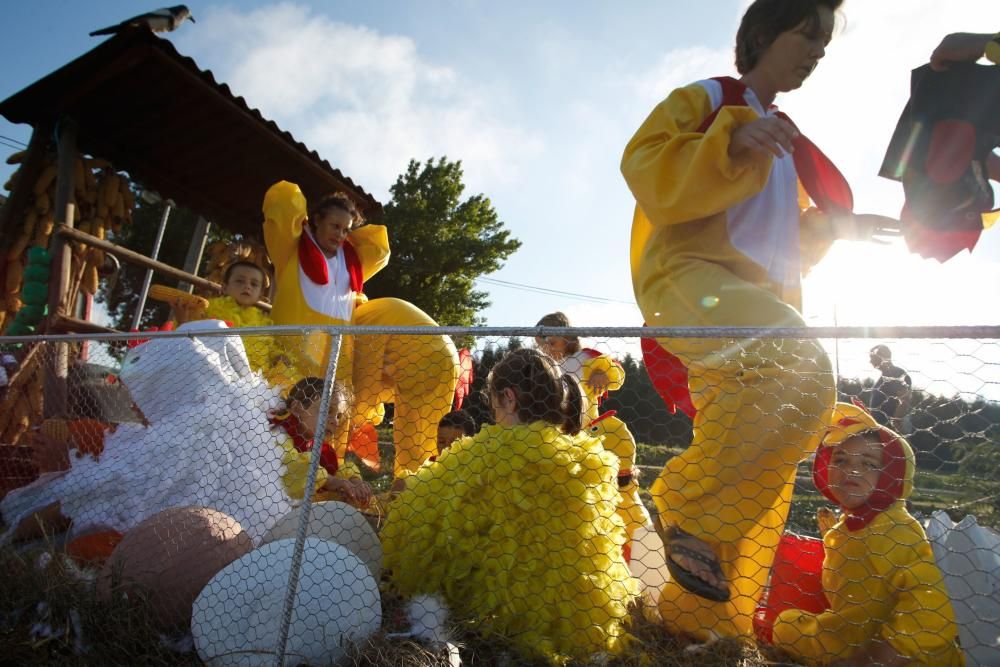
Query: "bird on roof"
89 5 195 37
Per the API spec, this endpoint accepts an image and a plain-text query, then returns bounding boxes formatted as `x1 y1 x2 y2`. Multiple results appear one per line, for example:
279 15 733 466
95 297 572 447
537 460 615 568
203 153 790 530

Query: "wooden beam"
54 224 271 312
49 314 116 335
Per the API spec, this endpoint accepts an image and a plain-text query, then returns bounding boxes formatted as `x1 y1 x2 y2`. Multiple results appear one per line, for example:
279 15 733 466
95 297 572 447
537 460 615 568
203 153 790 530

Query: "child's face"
291 392 349 440
535 335 569 361
311 208 353 256
437 425 465 455
224 265 264 307
827 435 883 510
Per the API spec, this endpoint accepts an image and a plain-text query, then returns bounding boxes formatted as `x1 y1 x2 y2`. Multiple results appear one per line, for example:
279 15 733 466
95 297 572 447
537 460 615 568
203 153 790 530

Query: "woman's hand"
930 32 992 71
324 477 373 507
729 117 798 159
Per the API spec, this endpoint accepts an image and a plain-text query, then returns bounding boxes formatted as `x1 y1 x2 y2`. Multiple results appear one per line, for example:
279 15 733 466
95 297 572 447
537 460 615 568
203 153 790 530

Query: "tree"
363 157 521 326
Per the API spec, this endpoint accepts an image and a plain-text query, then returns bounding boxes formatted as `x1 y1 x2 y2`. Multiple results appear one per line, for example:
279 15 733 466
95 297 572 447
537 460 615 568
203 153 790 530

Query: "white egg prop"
262 501 382 580
629 523 671 613
192 537 380 666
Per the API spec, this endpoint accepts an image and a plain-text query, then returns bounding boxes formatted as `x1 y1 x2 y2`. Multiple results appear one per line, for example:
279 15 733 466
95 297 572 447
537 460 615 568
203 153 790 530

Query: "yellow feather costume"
381 422 639 665
586 414 651 546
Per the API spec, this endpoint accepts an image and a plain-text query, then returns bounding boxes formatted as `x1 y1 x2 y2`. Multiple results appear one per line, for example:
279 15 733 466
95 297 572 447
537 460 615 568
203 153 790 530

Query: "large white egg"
192 536 381 666
261 501 382 580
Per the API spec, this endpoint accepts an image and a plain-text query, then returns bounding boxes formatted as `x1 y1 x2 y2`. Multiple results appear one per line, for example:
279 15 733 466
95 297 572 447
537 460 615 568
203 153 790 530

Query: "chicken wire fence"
0 324 998 666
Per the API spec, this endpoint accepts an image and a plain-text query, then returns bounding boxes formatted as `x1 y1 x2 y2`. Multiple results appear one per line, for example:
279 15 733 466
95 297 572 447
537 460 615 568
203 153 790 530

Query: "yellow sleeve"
279 438 328 500
799 206 836 274
880 539 962 662
773 600 886 662
347 224 391 282
620 83 772 227
582 354 625 392
263 181 308 272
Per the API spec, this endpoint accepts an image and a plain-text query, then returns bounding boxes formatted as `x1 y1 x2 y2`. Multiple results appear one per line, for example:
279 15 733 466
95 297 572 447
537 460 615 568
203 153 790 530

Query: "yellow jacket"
622 81 836 311
773 404 963 665
381 421 638 665
262 181 390 374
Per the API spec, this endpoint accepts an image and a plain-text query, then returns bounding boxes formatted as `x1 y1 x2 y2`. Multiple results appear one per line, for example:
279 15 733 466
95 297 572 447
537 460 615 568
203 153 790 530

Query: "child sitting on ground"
269 377 372 508
381 348 637 664
770 402 963 666
435 409 477 457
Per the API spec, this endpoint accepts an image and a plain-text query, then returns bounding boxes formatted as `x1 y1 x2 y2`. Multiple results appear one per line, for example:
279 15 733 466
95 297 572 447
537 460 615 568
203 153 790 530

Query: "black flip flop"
655 518 731 603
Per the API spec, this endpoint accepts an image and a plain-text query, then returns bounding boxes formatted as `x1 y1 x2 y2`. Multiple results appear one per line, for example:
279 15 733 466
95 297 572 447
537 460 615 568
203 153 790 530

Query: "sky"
2 1 1000 390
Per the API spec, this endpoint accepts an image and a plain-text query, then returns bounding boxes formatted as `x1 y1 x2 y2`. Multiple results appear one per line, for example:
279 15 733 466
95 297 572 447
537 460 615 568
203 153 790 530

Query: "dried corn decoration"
200 239 273 300
0 346 43 445
1 150 135 334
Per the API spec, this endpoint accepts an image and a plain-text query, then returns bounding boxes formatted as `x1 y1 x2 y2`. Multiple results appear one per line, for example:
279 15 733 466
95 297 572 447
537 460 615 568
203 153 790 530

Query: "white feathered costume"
1 320 293 544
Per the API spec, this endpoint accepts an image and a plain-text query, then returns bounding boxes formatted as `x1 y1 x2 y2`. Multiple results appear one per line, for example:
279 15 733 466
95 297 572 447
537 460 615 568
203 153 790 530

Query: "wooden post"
177 216 211 294
43 117 78 419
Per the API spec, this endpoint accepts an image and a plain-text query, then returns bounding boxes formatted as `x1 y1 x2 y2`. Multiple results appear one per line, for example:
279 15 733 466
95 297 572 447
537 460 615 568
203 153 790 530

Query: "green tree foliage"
363 158 521 326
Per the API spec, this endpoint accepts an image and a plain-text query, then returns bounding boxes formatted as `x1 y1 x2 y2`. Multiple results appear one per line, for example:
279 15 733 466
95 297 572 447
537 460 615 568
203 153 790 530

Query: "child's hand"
587 370 610 395
348 479 373 507
729 117 798 159
816 506 837 535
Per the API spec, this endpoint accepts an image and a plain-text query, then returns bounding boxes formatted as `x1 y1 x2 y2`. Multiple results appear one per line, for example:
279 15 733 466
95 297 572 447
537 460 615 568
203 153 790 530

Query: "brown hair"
439 409 477 436
286 376 353 412
735 0 843 74
535 311 581 355
308 192 362 228
488 348 584 435
222 260 267 286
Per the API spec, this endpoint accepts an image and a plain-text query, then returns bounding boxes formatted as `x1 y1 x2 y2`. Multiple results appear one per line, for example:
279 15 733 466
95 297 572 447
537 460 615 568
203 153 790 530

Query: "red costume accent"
268 410 340 477
297 229 364 292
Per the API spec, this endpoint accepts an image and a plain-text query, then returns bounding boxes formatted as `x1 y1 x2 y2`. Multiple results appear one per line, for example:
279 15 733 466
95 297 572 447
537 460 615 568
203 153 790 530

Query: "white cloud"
177 3 541 199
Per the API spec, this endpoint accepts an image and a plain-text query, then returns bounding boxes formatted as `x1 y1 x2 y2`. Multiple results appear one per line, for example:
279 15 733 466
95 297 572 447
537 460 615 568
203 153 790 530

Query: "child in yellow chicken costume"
263 181 458 478
771 403 963 665
381 349 638 665
618 0 869 640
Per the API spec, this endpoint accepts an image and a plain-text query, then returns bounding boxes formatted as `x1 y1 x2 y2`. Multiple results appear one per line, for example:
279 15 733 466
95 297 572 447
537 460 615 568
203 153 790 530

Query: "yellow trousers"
642 259 835 639
351 298 459 478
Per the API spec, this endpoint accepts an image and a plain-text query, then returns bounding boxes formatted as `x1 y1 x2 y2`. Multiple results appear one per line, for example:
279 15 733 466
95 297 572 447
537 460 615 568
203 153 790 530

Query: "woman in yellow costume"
263 181 458 478
536 312 651 556
620 0 891 640
381 348 638 665
770 403 963 665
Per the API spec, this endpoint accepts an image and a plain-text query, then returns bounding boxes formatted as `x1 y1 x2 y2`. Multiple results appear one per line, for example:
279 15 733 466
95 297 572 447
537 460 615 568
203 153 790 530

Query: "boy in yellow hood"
771 402 964 666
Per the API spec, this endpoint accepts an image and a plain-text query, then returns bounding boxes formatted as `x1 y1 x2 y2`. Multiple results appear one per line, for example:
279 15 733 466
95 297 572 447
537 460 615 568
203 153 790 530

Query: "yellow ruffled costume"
201 296 298 385
277 437 363 502
381 422 639 665
621 80 837 639
772 404 963 665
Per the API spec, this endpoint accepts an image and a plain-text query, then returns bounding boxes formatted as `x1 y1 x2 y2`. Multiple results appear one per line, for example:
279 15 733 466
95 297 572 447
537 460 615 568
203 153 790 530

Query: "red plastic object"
66 529 124 567
754 533 829 642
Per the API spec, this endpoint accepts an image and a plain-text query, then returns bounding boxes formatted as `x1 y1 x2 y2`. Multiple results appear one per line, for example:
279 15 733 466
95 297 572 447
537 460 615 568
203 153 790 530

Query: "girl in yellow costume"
268 377 373 507
536 312 651 554
771 403 963 665
263 182 458 478
620 0 892 640
381 349 638 665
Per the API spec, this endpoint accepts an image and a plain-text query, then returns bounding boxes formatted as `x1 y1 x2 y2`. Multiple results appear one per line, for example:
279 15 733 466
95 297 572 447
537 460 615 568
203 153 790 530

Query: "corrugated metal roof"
0 28 382 238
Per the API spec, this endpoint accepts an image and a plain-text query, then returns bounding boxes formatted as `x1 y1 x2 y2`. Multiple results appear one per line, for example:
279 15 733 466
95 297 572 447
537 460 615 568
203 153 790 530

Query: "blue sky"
3 1 1000 386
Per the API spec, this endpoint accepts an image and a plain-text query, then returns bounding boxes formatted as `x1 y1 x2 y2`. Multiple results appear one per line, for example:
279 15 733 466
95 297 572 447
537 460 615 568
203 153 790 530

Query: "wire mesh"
0 324 997 666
